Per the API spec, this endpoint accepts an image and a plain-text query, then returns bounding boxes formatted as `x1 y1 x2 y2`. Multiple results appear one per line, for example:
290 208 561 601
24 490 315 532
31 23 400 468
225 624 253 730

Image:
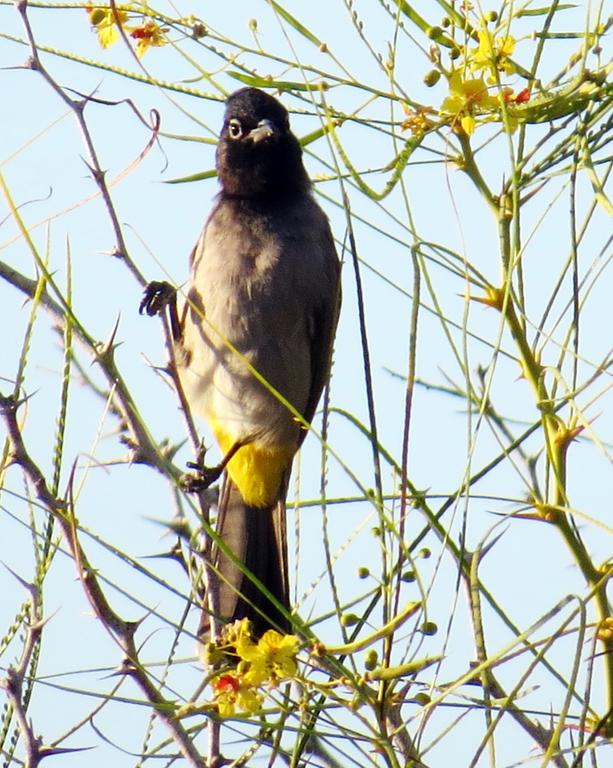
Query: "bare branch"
0 393 208 767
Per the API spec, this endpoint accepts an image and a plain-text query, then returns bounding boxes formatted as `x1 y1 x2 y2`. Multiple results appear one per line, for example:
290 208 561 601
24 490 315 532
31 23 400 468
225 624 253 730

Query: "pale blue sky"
1 2 611 765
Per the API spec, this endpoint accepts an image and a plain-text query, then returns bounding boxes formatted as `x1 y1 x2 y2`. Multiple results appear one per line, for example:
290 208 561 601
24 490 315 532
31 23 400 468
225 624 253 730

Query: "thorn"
144 516 193 539
2 564 39 601
477 527 508 559
39 745 96 757
519 178 549 206
98 316 123 361
465 286 503 310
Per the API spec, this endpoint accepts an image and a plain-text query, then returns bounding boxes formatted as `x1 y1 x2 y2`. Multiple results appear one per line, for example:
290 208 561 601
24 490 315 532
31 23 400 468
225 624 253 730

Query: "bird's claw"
180 461 224 494
140 281 176 317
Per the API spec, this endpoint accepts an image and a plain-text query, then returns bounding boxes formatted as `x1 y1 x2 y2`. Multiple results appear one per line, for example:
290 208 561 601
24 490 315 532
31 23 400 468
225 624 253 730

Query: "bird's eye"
228 119 243 139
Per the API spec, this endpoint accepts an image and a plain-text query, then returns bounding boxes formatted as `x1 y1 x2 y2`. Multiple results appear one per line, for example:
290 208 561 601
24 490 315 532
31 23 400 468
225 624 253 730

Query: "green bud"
200 641 221 666
418 547 431 559
423 69 441 87
484 11 498 23
248 18 258 31
364 649 378 670
341 613 360 627
358 566 370 579
371 526 381 537
441 16 451 28
427 26 444 41
413 692 431 706
449 47 461 60
421 621 438 636
89 8 106 25
401 569 416 582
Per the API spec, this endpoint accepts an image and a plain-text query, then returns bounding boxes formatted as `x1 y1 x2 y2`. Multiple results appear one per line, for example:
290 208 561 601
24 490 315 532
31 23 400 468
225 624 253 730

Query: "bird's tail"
199 478 290 639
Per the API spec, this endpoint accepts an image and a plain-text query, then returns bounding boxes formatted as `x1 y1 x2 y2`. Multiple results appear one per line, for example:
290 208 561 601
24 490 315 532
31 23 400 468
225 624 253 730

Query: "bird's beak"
247 119 278 144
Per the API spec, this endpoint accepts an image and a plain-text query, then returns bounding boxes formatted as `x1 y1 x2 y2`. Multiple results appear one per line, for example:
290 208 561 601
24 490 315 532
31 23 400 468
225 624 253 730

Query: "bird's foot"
180 461 224 494
139 281 177 317
180 441 243 493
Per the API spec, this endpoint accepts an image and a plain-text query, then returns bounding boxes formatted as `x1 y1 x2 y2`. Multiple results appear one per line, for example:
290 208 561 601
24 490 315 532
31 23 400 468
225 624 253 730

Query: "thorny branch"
0 252 174 474
8 0 175 474
8 0 222 683
0 579 47 768
15 0 145 285
0 393 208 768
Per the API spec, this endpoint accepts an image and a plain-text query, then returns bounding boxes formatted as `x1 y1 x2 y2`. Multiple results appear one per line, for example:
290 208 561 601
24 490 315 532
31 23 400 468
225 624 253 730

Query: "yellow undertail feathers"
211 421 295 508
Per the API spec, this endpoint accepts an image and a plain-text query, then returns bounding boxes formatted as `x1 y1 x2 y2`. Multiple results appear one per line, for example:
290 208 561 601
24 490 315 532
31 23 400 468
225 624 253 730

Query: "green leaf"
266 0 321 46
228 71 326 92
300 125 333 147
165 169 217 184
516 4 576 16
392 0 459 47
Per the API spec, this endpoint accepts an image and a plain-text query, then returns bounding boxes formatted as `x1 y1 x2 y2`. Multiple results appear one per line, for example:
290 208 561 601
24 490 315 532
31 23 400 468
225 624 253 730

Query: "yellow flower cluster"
437 18 527 136
86 5 167 57
440 71 499 136
85 6 128 49
209 619 300 718
401 105 436 137
469 28 516 83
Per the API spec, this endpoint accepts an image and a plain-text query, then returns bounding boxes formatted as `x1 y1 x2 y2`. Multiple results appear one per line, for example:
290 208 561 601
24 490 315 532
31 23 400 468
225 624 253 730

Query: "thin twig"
0 393 208 768
0 578 45 768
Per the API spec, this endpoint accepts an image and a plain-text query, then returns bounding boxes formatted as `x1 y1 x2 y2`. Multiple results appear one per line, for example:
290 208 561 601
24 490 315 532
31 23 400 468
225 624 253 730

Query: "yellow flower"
223 618 253 648
441 71 499 135
86 6 128 49
460 114 476 135
470 28 516 82
129 20 168 57
236 630 299 686
212 673 263 718
401 105 436 137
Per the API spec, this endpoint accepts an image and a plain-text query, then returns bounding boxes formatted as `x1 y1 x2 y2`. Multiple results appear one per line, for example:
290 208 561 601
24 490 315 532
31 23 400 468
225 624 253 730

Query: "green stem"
458 133 498 215
496 213 613 735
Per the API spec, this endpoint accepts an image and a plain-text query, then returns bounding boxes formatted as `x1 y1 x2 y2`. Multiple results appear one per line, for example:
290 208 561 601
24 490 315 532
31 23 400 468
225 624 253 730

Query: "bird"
141 87 341 638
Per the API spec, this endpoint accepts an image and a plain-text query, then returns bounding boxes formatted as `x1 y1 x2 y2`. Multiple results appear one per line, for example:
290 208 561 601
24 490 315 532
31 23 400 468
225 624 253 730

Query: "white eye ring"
228 119 242 139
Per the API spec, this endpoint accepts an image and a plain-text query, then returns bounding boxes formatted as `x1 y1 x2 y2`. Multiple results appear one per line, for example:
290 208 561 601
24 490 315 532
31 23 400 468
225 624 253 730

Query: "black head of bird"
216 87 310 200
